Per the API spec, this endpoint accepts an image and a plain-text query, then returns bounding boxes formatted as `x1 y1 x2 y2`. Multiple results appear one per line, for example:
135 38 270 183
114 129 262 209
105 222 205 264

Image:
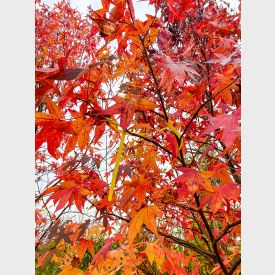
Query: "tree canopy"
35 0 241 274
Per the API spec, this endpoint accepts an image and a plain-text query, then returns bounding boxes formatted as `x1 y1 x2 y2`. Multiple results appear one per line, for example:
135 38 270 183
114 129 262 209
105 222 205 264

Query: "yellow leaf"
167 120 181 139
149 27 158 44
155 249 165 270
105 117 122 134
108 131 126 201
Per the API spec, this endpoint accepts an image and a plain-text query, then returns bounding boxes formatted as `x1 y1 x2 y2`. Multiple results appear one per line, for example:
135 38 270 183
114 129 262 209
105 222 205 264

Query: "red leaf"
93 122 106 144
47 129 63 159
91 239 113 264
165 133 178 159
154 55 200 86
158 29 172 50
127 0 135 20
76 238 94 261
35 67 59 82
55 189 74 212
203 107 241 148
202 184 240 213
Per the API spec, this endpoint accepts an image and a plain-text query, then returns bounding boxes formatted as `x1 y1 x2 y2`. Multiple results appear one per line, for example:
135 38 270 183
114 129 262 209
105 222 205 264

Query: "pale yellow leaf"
108 131 126 201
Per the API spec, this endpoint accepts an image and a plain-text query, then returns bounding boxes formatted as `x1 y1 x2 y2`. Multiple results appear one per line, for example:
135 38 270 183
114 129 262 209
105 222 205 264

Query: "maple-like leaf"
173 168 202 194
35 97 72 158
154 55 200 86
69 110 95 151
37 249 56 268
128 205 162 244
165 133 179 159
35 1 241 273
42 173 106 213
91 239 114 265
104 96 158 130
76 238 94 261
206 49 240 66
127 0 135 20
109 0 126 22
174 168 215 199
201 183 240 213
145 242 165 270
203 107 241 148
158 29 173 50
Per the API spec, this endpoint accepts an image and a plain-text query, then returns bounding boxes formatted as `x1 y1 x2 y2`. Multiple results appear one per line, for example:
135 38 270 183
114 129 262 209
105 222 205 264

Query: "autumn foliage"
35 0 241 274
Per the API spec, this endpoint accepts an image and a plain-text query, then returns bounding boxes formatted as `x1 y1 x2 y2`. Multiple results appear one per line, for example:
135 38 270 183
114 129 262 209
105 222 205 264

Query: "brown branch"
35 205 69 250
190 210 213 253
214 220 241 244
126 129 186 166
86 198 215 261
190 24 214 116
158 230 216 260
172 202 213 214
140 36 169 122
194 194 229 275
229 257 241 275
179 77 240 142
126 0 169 122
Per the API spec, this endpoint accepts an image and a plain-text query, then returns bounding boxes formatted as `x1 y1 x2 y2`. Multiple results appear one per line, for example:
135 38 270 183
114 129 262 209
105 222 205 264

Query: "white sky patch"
41 0 156 20
42 0 240 17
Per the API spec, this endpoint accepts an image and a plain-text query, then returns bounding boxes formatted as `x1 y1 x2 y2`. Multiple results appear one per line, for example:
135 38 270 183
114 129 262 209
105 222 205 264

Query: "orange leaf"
35 112 56 126
76 238 94 261
128 206 162 244
46 97 62 118
145 243 165 270
63 135 78 157
143 205 162 236
59 265 84 275
128 208 145 245
61 181 77 188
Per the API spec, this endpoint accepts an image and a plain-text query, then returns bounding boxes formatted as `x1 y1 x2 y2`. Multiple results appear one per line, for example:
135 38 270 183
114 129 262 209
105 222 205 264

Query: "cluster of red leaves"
35 0 241 274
